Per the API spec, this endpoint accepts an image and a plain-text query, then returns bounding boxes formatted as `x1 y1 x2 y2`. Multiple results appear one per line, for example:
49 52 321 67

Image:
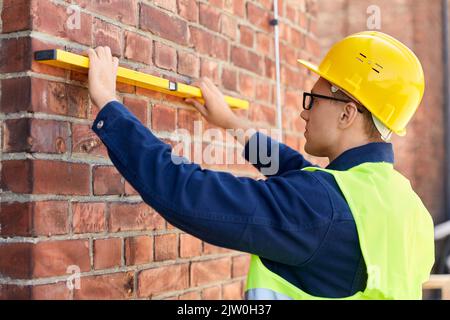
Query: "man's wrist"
97 97 119 109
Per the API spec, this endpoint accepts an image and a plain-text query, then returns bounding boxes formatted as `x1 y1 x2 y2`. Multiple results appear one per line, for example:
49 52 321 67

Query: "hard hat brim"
296 59 406 137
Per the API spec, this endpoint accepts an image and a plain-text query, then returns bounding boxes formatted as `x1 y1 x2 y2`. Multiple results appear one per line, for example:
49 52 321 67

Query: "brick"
279 23 291 43
93 18 122 57
2 160 88 195
239 25 254 47
178 291 201 300
32 282 71 300
154 42 177 71
72 202 106 234
238 73 255 99
284 134 299 150
152 104 176 132
221 67 237 91
94 238 122 269
74 272 134 300
291 29 304 49
2 118 69 154
0 243 33 279
33 160 91 195
29 78 89 118
0 37 31 73
255 80 271 104
0 77 31 114
202 286 221 299
285 90 302 109
281 43 297 66
199 3 221 32
232 255 250 277
0 202 32 237
153 0 177 12
1 0 31 33
200 58 220 84
33 240 90 277
231 46 264 75
123 97 148 124
177 108 201 135
222 281 242 299
265 57 276 80
190 27 228 61
75 0 138 26
33 201 69 236
250 104 276 126
209 0 225 9
178 51 200 78
203 242 230 255
155 233 178 261
140 4 188 45
93 166 125 196
71 124 107 157
0 285 31 299
0 160 33 194
109 202 165 232
232 0 246 18
178 0 198 22
125 236 153 266
138 264 189 297
256 32 272 56
125 181 139 196
124 31 152 65
31 0 92 46
180 233 202 258
282 65 304 89
259 0 274 10
247 2 271 32
286 3 297 23
221 14 237 40
191 258 231 286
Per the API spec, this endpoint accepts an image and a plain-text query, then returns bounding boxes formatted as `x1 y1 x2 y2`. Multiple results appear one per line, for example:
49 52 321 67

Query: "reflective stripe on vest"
245 162 435 300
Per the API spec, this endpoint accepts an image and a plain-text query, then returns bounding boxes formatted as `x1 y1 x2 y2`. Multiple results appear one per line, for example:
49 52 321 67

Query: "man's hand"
184 77 245 130
87 46 119 109
184 77 255 145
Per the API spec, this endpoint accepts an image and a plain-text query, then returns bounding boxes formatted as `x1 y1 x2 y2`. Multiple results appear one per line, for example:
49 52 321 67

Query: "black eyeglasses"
303 92 364 113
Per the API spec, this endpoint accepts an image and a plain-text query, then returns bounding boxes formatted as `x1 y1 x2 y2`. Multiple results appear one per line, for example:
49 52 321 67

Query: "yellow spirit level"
34 49 249 110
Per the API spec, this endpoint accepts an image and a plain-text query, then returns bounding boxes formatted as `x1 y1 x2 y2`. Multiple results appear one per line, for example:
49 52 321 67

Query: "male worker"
88 31 434 300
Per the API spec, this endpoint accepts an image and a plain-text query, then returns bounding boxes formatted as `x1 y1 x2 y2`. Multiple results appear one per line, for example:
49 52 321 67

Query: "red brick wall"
0 0 320 299
317 0 446 223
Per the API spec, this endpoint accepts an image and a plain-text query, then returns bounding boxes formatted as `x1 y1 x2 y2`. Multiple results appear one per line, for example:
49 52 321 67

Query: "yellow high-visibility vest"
246 162 435 300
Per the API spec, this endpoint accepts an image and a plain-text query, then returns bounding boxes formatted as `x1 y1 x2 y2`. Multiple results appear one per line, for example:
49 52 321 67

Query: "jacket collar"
326 142 394 171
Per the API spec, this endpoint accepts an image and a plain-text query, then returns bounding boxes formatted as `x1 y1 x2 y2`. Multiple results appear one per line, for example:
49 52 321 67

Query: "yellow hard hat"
298 31 425 136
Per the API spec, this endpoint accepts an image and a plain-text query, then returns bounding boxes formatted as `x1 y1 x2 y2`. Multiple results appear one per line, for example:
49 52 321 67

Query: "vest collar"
326 142 394 171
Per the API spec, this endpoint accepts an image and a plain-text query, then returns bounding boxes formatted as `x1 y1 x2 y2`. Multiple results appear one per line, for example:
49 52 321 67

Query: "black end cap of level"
34 50 57 61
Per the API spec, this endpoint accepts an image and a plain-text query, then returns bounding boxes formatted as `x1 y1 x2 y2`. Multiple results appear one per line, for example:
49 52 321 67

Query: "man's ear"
338 102 359 129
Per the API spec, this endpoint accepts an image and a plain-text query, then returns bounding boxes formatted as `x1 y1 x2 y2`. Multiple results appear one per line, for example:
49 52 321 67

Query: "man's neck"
327 136 383 163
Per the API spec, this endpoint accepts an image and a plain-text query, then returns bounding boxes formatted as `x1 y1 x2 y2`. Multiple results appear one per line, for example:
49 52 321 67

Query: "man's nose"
300 109 309 121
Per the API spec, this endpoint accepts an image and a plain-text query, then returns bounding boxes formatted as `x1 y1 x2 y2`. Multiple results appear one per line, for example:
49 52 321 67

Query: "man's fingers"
86 48 97 60
95 46 106 59
203 77 222 96
185 98 207 116
112 57 119 69
104 46 112 60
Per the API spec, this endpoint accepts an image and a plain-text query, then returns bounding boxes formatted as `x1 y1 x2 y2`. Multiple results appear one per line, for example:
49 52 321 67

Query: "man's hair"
330 88 380 139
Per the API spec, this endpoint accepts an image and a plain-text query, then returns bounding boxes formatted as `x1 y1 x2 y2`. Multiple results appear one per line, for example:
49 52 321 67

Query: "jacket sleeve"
242 131 316 177
92 101 331 265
